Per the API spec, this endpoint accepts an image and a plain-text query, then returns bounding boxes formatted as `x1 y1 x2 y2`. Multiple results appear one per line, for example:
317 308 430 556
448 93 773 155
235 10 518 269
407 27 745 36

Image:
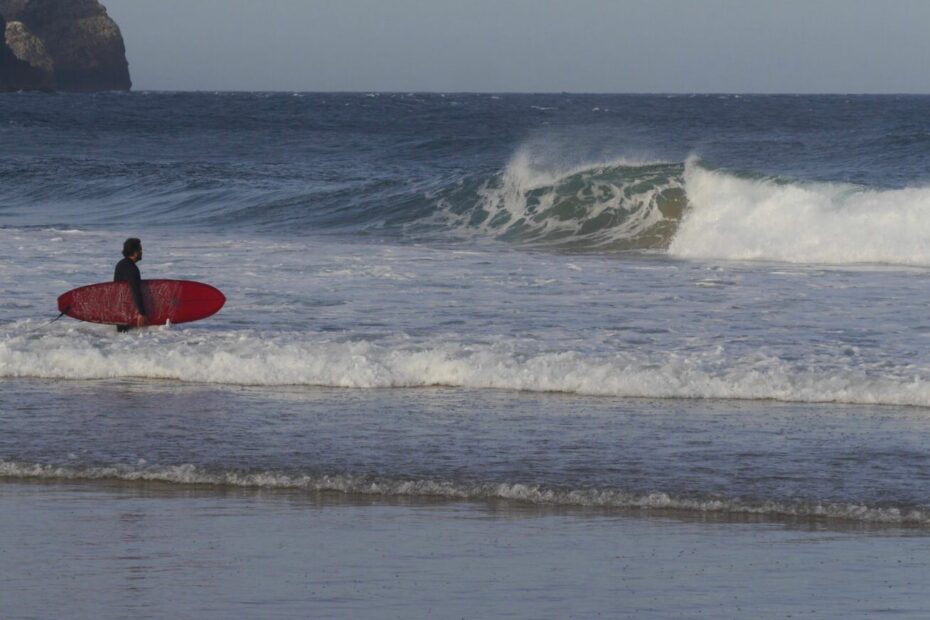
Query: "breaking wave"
670 160 930 265
9 138 930 266
2 460 927 524
424 150 687 250
7 152 930 266
422 153 930 265
5 326 930 408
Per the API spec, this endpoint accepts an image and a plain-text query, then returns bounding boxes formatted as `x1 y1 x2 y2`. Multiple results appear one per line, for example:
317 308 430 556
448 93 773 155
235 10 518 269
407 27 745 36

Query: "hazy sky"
103 0 930 93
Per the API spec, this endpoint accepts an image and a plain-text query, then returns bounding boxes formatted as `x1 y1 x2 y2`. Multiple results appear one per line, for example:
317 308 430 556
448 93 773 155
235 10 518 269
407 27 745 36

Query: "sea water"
3 93 930 618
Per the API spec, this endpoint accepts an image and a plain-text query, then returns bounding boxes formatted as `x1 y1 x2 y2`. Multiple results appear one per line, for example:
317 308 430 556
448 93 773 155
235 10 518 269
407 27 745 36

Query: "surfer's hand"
134 314 147 327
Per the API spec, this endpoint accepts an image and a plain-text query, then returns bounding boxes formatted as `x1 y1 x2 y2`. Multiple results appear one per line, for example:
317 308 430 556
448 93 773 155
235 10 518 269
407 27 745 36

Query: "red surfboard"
57 280 225 326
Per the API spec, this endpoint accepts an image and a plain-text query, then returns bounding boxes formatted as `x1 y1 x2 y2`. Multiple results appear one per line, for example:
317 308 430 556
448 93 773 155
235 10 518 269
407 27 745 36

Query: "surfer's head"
122 237 143 261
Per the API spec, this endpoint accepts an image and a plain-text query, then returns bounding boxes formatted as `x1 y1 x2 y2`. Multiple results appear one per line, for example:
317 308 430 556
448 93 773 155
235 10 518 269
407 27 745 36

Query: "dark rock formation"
4 18 54 87
0 12 51 90
0 0 130 92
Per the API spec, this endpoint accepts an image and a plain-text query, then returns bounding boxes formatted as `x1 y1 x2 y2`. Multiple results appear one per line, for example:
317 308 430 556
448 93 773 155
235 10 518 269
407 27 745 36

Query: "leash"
7 306 71 334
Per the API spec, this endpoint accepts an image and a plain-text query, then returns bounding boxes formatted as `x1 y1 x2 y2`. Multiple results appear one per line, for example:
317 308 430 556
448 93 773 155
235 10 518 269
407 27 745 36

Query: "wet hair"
122 238 142 258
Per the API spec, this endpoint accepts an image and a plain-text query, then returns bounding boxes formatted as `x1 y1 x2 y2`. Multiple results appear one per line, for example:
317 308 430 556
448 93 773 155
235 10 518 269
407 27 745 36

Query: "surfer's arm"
128 269 146 317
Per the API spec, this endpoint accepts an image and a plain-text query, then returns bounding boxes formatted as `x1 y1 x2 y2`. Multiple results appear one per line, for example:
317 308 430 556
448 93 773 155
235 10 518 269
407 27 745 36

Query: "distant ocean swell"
7 150 930 264
2 460 926 525
4 327 930 408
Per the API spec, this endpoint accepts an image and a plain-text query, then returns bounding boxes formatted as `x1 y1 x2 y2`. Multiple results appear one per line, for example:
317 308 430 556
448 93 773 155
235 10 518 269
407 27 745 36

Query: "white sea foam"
3 326 930 407
1 460 924 524
671 159 930 265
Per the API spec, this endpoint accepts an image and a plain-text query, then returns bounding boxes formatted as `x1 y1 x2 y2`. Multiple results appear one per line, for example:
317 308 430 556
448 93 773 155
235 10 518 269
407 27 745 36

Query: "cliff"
0 0 130 92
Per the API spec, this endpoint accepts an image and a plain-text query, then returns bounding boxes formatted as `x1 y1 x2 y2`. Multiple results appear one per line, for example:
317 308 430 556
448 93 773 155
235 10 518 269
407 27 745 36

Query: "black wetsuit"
114 257 145 331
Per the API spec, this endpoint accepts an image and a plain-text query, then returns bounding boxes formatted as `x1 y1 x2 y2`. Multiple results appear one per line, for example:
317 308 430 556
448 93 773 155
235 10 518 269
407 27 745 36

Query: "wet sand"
2 480 929 619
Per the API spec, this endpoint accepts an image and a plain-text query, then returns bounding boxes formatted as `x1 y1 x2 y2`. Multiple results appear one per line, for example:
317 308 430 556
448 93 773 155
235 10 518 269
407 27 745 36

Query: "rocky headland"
0 0 130 92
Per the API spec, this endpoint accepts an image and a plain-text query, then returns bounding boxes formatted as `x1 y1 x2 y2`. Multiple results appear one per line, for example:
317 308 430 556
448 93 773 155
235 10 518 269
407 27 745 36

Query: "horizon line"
67 89 930 96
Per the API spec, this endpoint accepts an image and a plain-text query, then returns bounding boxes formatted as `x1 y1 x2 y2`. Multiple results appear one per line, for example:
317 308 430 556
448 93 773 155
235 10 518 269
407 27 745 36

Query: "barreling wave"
5 325 930 408
424 150 687 250
2 460 926 524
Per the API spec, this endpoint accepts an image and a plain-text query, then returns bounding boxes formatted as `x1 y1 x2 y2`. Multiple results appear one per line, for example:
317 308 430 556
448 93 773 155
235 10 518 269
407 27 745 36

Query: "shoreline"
3 480 928 619
3 477 927 533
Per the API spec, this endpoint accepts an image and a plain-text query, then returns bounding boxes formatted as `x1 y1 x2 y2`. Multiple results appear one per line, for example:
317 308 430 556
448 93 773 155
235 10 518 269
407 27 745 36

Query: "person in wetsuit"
114 237 147 332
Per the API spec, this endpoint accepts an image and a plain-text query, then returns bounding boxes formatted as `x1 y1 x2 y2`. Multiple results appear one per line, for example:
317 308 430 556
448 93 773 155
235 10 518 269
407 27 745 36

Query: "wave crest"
427 150 686 250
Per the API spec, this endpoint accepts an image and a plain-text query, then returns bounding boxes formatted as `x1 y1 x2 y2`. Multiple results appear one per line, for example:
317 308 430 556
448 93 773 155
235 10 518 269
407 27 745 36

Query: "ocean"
3 92 930 618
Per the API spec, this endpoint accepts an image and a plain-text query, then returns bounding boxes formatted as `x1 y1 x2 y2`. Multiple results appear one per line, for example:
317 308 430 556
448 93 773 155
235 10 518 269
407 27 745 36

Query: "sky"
102 0 930 93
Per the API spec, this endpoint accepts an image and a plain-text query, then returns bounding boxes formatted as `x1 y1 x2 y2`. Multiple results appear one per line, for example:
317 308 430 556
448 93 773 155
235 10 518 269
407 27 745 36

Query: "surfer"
114 237 147 332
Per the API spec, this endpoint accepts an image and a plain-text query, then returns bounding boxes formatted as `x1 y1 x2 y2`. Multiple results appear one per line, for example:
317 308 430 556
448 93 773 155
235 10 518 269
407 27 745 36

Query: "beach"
4 480 929 619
